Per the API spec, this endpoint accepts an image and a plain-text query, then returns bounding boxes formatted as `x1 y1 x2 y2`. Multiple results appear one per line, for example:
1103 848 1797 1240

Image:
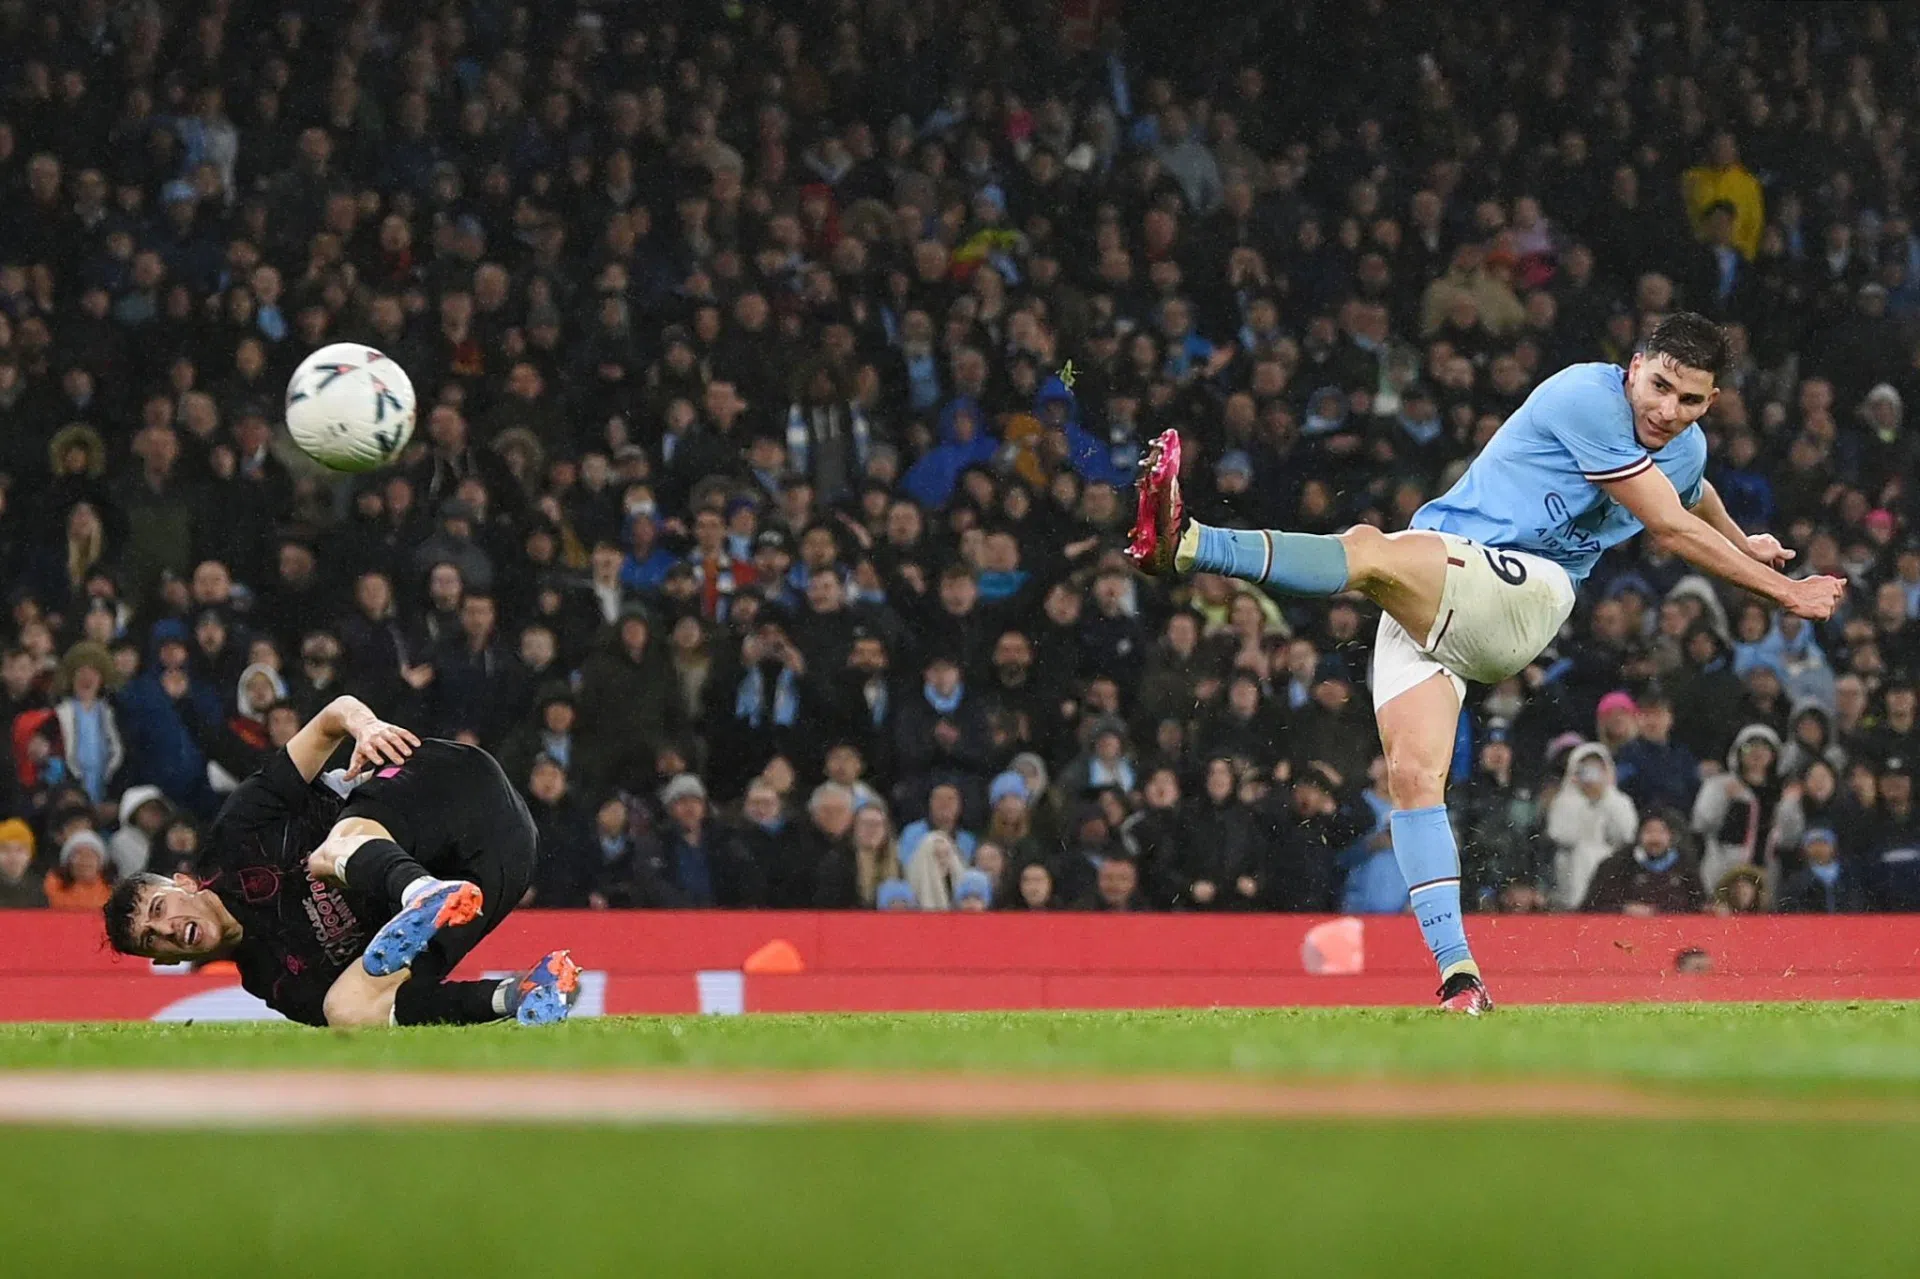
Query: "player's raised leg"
1128 429 1451 637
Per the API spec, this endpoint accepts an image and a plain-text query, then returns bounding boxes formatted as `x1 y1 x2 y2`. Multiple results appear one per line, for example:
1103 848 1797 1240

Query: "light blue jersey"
1411 362 1707 584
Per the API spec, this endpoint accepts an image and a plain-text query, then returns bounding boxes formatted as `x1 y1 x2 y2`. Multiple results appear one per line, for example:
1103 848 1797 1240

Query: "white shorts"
1369 533 1576 711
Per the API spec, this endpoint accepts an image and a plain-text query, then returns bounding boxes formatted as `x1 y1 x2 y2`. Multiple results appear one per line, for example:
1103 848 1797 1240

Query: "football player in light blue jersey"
1127 314 1845 1013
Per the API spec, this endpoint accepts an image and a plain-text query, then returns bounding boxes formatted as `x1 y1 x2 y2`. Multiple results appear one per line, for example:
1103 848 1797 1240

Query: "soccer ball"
284 343 418 473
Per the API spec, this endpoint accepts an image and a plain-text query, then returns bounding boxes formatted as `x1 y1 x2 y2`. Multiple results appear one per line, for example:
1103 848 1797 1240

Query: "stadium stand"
3 0 1919 917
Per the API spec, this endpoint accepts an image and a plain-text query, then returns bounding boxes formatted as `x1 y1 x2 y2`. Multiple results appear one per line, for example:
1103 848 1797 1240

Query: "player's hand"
1779 574 1847 621
347 721 421 778
1745 534 1795 569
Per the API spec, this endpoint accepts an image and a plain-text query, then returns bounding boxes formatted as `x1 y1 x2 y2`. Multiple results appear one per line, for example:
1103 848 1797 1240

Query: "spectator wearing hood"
177 660 289 790
1546 741 1639 909
51 641 124 807
901 392 998 509
1775 827 1867 913
1581 812 1706 915
1670 622 1747 763
106 784 171 880
45 829 113 911
1772 613 1836 715
1857 383 1919 489
1781 699 1849 779
0 818 45 908
904 829 968 909
1692 723 1786 894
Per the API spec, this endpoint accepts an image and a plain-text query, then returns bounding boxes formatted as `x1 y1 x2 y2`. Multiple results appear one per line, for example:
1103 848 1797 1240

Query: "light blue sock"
1191 524 1349 595
1390 805 1475 978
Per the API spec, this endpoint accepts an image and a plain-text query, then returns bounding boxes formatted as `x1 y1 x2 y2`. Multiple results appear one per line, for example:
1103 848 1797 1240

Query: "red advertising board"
4 910 1919 1022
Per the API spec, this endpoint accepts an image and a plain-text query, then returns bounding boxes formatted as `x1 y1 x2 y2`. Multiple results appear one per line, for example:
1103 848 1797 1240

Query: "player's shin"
392 976 510 1025
1390 805 1479 981
340 838 436 907
1184 524 1351 595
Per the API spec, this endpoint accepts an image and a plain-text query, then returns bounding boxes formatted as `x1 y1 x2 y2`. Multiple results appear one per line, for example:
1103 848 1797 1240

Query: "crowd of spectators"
4 1 1920 919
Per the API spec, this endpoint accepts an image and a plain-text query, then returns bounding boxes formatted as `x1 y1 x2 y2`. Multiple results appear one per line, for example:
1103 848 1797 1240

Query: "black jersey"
202 740 538 1025
202 749 381 1026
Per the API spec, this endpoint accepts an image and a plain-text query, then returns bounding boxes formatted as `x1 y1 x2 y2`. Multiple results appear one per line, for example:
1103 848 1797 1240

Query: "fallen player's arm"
284 696 420 783
1603 467 1845 619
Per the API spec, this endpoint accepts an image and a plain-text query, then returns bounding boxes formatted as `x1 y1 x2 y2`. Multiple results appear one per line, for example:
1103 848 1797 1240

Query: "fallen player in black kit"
104 696 581 1027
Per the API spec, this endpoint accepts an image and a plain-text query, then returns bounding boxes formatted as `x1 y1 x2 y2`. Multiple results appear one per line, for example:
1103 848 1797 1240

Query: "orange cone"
743 938 805 974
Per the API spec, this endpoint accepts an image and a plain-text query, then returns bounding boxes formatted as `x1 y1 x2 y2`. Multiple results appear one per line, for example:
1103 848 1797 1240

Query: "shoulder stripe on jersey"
1584 455 1654 483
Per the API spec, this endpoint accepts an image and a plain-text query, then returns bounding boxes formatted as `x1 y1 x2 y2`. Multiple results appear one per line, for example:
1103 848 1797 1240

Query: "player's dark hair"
1642 312 1730 383
103 872 171 956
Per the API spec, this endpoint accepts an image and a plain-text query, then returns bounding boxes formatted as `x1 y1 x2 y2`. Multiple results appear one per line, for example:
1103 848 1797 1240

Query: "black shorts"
340 740 538 983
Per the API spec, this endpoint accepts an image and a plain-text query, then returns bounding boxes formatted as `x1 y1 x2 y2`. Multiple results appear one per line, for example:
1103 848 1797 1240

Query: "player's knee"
1338 525 1388 585
1385 748 1449 809
322 986 387 1029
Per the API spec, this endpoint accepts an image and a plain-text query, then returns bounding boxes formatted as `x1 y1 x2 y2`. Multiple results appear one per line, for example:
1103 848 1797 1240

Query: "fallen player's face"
131 879 226 962
1626 353 1717 448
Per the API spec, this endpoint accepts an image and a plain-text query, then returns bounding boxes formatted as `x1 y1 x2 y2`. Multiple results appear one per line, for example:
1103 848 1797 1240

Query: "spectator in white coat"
1546 742 1638 909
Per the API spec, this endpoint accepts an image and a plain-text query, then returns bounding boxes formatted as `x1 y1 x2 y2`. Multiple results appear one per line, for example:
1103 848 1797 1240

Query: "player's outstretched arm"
285 696 419 783
1603 468 1846 620
1688 479 1794 570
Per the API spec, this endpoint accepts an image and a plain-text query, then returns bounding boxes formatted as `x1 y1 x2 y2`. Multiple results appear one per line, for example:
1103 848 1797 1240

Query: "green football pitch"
5 1004 1920 1278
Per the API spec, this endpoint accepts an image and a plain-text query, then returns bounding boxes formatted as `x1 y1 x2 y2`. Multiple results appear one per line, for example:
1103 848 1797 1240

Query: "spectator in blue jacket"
112 620 223 820
901 396 997 508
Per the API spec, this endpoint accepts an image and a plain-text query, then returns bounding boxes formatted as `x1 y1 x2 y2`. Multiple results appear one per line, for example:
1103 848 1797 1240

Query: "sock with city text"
1390 805 1478 980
